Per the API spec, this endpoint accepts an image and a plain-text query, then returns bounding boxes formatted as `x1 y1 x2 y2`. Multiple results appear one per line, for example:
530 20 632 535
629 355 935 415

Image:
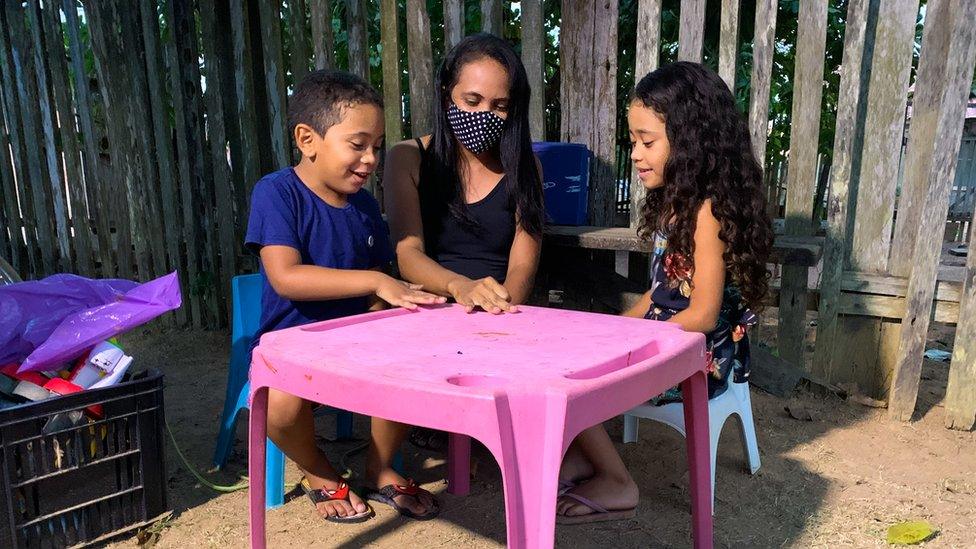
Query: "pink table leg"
447 433 471 496
681 371 714 549
249 386 269 549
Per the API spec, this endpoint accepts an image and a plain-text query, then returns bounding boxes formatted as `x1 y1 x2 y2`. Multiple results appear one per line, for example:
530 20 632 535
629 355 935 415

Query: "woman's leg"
266 389 367 518
557 424 639 516
365 418 438 515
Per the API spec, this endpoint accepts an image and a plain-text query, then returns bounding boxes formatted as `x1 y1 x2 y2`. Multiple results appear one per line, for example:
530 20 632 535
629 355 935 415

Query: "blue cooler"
532 142 590 225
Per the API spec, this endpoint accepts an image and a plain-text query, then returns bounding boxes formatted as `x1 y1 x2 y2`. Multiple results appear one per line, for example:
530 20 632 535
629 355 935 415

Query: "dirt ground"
104 313 976 549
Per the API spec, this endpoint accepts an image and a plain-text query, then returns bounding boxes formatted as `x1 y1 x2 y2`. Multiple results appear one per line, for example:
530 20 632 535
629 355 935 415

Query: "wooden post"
230 0 263 209
778 0 827 369
945 219 976 430
889 0 951 277
63 0 113 278
444 0 464 51
629 0 662 229
259 0 291 168
0 94 23 273
521 0 544 141
406 0 434 135
311 0 335 70
560 0 617 227
748 0 777 168
812 0 871 382
888 0 976 421
677 0 705 62
718 0 739 90
290 0 310 83
41 0 93 275
346 0 369 79
481 0 502 36
380 0 402 142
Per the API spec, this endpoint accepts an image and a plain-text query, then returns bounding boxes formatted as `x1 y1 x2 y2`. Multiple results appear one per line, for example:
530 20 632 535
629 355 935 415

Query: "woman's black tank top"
415 138 515 282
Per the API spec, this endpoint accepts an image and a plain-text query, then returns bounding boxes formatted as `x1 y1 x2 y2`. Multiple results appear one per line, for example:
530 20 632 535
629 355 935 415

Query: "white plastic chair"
622 376 761 513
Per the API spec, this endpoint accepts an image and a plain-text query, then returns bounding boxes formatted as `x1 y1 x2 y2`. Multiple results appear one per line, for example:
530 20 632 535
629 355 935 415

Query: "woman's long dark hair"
425 33 545 237
633 62 773 309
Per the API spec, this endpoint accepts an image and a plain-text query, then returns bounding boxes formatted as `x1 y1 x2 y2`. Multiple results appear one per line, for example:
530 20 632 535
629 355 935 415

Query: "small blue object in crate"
532 142 590 226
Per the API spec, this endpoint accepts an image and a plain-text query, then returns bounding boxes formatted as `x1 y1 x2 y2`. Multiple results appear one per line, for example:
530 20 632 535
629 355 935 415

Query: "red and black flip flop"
299 477 374 524
364 479 440 520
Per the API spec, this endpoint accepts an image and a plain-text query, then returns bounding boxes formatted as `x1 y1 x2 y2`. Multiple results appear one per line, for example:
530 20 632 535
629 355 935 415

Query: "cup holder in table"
446 374 513 390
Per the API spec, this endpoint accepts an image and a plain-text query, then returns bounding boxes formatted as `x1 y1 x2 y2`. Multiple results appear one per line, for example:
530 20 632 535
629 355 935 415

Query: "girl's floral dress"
644 232 757 404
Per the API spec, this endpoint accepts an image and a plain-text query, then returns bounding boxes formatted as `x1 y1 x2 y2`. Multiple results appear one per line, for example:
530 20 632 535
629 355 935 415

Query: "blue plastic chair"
213 274 354 508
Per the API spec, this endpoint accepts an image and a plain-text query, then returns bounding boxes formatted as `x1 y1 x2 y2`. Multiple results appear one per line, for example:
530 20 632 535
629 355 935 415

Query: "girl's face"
628 101 670 190
449 57 510 119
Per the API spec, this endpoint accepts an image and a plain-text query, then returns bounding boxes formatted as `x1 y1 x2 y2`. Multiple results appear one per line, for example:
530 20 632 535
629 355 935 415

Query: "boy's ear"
293 123 319 158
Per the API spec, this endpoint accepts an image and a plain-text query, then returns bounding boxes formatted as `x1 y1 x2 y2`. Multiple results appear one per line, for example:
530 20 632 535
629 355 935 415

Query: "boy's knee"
267 389 305 427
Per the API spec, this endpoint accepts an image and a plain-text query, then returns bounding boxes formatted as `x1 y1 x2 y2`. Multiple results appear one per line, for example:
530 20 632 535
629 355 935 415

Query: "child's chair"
213 273 354 509
622 375 760 513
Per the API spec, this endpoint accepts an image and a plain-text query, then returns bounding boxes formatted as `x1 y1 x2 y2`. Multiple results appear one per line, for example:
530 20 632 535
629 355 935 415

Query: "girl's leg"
560 439 595 484
266 389 367 518
557 424 639 516
365 418 438 515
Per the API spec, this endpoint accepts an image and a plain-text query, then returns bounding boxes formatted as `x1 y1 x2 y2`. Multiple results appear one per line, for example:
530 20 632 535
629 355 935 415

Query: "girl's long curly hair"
633 62 773 309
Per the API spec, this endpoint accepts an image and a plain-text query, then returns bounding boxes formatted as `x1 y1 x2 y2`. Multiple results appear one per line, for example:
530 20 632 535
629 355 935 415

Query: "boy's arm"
260 245 383 300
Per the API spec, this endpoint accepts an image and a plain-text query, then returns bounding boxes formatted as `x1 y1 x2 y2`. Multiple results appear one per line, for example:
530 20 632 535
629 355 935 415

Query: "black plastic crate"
0 369 168 548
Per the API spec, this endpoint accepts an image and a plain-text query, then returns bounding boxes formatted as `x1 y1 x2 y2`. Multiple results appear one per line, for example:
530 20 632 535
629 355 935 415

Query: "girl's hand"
375 275 446 310
447 276 516 314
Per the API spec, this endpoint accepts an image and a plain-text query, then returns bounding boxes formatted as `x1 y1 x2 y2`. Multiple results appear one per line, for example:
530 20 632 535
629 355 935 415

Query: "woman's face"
449 57 510 119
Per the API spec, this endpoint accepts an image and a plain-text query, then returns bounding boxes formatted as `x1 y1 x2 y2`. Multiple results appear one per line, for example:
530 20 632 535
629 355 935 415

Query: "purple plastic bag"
0 272 182 373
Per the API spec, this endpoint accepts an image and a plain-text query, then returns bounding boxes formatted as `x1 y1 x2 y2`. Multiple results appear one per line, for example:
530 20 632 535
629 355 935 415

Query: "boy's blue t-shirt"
245 167 394 346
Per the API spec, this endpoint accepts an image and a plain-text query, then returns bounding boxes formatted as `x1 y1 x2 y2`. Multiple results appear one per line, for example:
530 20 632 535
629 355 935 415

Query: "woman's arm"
502 225 541 305
667 200 726 333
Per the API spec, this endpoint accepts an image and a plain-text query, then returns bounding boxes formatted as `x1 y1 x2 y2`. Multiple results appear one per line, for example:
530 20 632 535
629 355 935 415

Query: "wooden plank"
230 0 263 220
5 2 57 276
842 271 962 303
850 0 920 272
201 0 238 325
140 0 187 324
481 0 502 36
346 0 368 79
405 0 433 135
677 0 705 62
0 95 23 273
544 225 823 267
747 0 777 167
444 0 464 51
889 0 951 277
779 0 828 369
380 0 403 143
310 0 335 70
27 1 72 272
945 221 976 430
629 0 662 228
290 0 310 83
259 0 291 168
812 0 872 382
166 0 205 326
717 0 739 90
888 0 976 422
42 0 92 275
521 0 544 141
63 0 113 278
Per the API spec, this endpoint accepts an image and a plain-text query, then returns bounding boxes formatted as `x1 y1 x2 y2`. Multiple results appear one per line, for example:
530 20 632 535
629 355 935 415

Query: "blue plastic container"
532 142 591 226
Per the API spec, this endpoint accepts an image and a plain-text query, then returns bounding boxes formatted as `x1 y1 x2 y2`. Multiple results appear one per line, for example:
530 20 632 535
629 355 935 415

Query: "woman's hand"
447 276 516 314
375 274 447 310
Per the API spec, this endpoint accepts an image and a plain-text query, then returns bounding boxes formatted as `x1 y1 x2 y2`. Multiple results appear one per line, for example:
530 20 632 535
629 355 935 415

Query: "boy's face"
294 102 385 198
628 101 670 190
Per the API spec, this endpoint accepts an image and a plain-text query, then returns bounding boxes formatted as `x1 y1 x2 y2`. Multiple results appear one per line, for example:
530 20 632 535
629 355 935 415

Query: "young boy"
245 70 445 523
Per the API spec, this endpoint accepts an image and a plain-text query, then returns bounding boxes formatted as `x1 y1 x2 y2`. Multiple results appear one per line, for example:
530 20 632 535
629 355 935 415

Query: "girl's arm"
667 200 726 333
384 139 513 313
622 290 653 318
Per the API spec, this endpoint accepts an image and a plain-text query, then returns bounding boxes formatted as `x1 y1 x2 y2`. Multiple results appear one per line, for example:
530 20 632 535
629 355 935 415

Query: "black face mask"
447 104 505 154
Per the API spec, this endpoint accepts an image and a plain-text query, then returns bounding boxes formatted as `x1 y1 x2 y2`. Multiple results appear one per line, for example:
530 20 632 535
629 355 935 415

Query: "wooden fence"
1 0 975 429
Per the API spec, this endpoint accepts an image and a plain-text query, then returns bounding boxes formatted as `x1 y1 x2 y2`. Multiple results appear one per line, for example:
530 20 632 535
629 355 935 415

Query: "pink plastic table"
248 304 711 549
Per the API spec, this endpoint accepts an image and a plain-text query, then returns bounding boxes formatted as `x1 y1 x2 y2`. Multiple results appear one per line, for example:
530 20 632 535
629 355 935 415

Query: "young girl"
556 61 773 523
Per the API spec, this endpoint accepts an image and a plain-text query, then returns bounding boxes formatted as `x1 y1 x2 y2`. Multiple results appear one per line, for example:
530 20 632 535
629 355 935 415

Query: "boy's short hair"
287 69 383 136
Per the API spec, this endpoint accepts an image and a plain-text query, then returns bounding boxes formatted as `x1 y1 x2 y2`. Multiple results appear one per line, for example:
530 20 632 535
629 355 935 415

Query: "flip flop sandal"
555 492 637 525
364 479 440 521
408 427 448 453
299 477 374 524
558 479 577 496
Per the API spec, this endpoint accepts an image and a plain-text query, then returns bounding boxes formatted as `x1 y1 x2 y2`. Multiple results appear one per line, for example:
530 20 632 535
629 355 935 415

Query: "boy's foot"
300 474 372 522
556 473 638 522
364 467 440 520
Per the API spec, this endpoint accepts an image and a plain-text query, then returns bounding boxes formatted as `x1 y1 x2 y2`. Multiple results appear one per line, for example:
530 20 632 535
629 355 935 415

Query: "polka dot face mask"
446 103 505 155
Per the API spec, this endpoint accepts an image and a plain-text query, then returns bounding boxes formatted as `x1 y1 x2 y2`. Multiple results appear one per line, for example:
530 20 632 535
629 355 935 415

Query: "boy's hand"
375 275 446 310
447 276 516 314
